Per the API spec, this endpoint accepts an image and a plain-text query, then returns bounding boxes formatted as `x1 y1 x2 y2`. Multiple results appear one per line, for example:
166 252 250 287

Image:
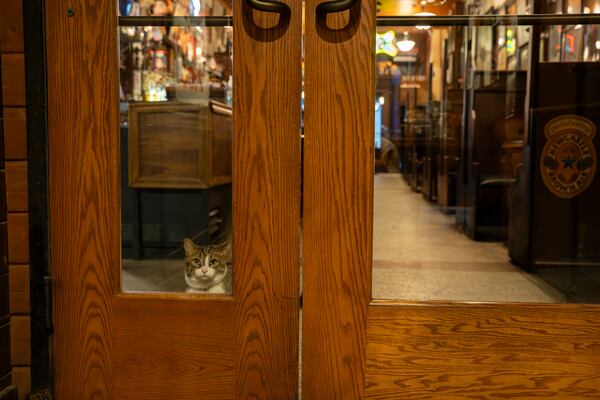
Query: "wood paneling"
6 214 27 264
0 55 25 106
11 367 29 400
46 0 117 396
233 0 302 398
114 296 235 399
366 302 600 399
2 108 27 161
8 265 28 315
0 0 24 52
9 316 29 366
5 162 27 212
303 0 375 398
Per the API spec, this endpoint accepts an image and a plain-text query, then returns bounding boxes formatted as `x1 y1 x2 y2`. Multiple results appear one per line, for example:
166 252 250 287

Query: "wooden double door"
46 0 600 398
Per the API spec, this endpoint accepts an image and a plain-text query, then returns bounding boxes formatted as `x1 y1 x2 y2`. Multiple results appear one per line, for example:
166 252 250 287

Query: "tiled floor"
122 173 566 302
122 259 186 292
372 173 566 303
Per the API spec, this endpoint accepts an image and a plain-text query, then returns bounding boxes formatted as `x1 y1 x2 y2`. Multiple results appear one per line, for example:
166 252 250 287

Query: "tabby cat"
183 238 232 294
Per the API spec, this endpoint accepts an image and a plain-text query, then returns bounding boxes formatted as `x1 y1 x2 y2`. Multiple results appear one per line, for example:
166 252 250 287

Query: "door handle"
316 0 357 17
246 0 290 15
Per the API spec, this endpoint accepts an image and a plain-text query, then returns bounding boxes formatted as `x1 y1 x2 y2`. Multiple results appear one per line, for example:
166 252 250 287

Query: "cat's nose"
200 266 209 274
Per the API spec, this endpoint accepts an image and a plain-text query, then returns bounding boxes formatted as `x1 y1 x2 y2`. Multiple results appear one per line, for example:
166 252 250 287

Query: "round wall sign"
540 115 596 199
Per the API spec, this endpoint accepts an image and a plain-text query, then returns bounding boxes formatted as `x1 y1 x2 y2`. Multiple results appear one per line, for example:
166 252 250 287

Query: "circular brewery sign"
540 115 596 199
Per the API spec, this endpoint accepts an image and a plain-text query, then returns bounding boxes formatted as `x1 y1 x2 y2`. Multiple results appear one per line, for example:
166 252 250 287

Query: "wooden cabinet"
128 100 232 189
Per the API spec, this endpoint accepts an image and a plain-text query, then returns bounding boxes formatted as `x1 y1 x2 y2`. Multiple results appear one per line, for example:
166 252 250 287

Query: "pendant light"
415 0 436 30
396 31 416 52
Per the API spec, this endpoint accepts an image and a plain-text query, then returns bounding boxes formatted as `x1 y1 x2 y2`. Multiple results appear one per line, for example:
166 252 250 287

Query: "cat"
183 237 232 294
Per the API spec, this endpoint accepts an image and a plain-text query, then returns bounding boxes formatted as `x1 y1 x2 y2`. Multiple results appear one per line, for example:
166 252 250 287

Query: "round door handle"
246 0 290 15
316 0 357 17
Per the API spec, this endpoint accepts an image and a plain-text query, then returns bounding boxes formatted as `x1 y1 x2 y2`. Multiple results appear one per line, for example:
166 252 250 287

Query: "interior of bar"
115 0 600 303
373 0 600 302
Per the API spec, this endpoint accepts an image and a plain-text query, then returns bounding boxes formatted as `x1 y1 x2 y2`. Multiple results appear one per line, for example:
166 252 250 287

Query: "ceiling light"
397 32 416 52
415 1 435 30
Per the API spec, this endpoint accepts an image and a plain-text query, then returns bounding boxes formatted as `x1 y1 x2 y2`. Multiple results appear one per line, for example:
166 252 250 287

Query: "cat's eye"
210 259 219 266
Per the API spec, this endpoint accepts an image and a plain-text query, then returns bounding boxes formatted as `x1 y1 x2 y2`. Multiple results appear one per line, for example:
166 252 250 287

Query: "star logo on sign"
562 156 576 168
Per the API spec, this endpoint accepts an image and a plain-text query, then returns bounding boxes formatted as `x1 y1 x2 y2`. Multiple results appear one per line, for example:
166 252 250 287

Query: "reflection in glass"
119 21 233 294
372 22 600 304
119 0 231 17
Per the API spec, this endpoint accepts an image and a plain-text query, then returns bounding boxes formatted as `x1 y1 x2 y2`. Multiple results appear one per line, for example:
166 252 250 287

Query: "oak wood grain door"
45 0 301 398
303 1 600 398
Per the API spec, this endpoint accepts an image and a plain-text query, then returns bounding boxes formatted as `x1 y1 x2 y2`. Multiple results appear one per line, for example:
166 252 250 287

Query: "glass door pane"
118 1 234 294
372 15 600 303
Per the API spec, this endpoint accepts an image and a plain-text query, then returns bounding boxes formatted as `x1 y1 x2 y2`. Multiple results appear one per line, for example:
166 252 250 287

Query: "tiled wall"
1 1 31 399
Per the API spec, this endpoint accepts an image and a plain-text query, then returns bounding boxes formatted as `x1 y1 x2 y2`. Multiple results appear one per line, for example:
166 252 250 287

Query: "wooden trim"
209 100 232 117
46 0 118 397
366 303 600 398
303 0 375 398
233 0 302 397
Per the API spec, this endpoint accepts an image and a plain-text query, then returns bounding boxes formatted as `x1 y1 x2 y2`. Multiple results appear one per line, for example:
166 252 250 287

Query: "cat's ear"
183 238 198 256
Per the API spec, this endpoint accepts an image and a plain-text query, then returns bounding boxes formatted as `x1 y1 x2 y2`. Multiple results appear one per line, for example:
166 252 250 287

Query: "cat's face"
183 238 230 291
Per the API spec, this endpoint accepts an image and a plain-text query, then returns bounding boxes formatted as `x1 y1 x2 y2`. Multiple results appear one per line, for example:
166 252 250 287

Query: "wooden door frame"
45 0 301 398
303 3 600 398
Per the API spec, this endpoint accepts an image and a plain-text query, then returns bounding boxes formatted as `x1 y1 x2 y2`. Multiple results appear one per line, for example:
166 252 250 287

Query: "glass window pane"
119 19 233 294
119 0 231 17
372 21 600 303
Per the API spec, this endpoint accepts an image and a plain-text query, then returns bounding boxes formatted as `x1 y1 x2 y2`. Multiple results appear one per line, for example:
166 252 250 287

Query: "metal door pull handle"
316 0 357 17
247 0 290 15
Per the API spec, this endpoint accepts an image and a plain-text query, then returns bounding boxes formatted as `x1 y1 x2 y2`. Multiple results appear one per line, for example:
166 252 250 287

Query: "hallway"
372 174 566 303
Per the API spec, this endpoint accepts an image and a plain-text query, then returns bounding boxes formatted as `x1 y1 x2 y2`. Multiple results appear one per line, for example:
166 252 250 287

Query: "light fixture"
376 31 398 57
396 32 416 52
415 1 435 30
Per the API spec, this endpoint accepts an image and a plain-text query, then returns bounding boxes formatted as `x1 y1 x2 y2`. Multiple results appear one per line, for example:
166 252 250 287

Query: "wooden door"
303 2 600 398
45 0 301 398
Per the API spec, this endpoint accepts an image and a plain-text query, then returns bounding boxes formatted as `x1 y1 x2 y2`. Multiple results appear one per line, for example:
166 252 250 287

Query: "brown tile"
9 316 29 366
10 367 29 400
0 323 9 378
6 215 27 264
8 266 27 315
0 0 24 52
0 172 6 222
0 275 8 319
2 109 27 161
1 55 26 107
0 224 6 275
0 222 8 276
5 163 27 213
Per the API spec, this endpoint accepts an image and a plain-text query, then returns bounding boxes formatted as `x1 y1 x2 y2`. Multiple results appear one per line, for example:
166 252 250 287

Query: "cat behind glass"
183 238 232 294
